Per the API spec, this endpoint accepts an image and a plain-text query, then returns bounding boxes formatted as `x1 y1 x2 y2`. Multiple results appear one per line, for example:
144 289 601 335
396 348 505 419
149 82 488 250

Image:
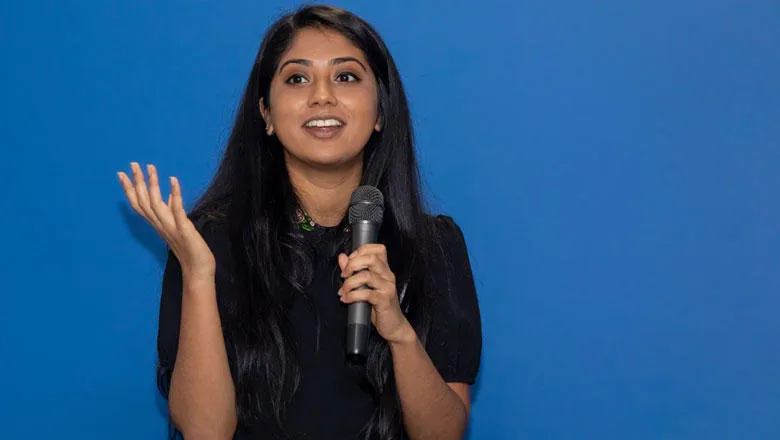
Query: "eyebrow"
278 57 368 73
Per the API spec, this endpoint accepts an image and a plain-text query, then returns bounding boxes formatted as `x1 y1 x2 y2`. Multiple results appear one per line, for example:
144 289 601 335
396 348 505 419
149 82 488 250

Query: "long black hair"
173 5 435 439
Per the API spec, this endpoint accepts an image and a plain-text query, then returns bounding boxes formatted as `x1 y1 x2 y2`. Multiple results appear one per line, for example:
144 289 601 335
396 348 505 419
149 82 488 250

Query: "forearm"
390 328 468 440
169 275 237 440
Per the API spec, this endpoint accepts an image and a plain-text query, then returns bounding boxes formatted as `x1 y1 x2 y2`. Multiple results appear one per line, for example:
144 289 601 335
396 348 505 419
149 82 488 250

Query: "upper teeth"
306 119 343 128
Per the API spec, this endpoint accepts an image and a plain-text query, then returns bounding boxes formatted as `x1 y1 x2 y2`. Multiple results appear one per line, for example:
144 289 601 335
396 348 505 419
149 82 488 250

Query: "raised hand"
117 162 216 280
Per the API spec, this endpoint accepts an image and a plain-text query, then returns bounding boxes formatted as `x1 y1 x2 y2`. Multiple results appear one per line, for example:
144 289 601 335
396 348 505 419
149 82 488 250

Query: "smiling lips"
303 117 345 140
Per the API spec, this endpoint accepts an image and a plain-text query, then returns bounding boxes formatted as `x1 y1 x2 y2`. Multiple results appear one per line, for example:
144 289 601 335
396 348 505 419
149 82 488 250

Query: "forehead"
282 27 367 61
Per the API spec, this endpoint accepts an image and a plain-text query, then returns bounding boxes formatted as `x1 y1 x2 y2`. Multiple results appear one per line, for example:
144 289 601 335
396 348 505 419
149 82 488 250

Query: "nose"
307 77 337 107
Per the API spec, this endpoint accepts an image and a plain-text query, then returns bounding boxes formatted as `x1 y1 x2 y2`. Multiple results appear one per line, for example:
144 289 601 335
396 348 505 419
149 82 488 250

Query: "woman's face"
263 27 381 170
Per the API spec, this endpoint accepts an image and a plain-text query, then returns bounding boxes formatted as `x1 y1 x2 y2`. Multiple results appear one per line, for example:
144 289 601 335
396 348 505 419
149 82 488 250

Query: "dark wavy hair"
160 5 436 440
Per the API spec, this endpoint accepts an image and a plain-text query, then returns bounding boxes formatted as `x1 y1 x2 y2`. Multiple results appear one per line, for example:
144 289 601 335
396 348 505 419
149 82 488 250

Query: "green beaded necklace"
295 207 351 233
295 208 317 232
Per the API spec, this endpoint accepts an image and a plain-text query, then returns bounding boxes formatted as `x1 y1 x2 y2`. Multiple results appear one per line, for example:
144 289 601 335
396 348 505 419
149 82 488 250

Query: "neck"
285 155 363 227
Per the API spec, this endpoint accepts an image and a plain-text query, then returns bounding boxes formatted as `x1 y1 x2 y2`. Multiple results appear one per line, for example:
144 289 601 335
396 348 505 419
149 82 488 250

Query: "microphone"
346 185 384 359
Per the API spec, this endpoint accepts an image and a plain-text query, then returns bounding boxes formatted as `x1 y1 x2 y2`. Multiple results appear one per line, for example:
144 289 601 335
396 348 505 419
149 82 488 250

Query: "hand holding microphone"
338 186 416 359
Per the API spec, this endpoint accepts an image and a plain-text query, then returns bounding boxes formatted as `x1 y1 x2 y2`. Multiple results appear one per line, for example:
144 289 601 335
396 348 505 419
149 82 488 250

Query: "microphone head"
349 186 384 225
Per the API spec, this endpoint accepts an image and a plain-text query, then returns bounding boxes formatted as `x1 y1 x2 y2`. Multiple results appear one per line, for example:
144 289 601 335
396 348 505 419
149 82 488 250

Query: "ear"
259 98 274 136
374 114 383 132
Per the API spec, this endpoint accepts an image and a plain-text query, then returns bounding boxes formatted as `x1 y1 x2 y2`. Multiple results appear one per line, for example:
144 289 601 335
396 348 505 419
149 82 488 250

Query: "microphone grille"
348 186 384 225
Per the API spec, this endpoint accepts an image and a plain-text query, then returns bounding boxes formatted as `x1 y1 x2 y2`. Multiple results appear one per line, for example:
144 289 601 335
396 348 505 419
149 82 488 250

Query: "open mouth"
303 117 345 140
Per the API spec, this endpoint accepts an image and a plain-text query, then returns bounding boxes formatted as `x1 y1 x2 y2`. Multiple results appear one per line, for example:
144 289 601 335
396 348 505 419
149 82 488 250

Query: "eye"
336 72 360 82
285 74 309 85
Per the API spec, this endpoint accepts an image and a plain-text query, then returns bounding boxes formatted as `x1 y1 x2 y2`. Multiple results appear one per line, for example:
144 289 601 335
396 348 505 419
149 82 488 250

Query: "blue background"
1 1 778 439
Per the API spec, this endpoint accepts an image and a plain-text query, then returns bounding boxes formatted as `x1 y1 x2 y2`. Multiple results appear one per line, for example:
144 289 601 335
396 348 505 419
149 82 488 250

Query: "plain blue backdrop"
1 1 778 439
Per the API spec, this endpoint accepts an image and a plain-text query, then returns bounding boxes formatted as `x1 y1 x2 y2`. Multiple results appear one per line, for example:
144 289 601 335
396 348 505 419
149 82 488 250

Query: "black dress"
156 215 482 439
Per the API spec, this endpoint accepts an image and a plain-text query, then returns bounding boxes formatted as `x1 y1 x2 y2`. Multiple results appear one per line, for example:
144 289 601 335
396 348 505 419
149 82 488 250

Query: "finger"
340 270 372 293
130 162 162 228
340 288 380 305
349 244 388 261
338 253 349 271
342 254 394 282
117 172 141 213
147 164 175 230
341 254 370 277
340 271 392 297
170 176 189 228
342 254 383 275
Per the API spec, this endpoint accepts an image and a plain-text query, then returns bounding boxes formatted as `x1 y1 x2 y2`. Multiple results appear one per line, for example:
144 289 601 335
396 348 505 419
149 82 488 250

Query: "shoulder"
422 214 472 267
420 214 477 308
423 214 469 246
161 215 235 285
423 213 461 230
192 214 231 243
190 214 234 261
185 214 238 292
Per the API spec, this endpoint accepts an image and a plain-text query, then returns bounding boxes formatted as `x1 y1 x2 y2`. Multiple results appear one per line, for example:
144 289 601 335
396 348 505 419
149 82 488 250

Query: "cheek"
273 106 300 131
344 90 379 127
268 87 306 126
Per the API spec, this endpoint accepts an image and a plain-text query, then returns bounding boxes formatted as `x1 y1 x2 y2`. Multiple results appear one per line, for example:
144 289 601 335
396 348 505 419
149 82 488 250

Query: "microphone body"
346 221 379 358
345 185 385 359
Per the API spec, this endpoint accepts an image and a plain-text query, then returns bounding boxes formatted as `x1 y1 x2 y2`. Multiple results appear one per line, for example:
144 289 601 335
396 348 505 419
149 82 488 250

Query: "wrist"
181 261 216 279
181 270 216 289
388 322 418 348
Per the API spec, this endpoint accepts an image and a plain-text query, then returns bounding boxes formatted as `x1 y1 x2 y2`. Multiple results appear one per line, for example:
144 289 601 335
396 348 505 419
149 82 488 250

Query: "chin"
288 150 363 170
309 154 362 169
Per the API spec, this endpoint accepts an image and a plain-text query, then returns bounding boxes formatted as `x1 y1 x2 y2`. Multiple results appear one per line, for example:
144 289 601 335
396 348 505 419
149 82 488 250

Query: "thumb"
338 253 349 271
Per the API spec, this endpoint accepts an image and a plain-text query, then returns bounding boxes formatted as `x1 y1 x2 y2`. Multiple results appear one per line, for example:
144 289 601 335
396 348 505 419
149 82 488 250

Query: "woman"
117 5 481 440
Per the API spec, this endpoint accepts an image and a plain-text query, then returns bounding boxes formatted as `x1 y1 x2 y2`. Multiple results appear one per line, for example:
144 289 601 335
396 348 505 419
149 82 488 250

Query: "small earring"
266 125 274 136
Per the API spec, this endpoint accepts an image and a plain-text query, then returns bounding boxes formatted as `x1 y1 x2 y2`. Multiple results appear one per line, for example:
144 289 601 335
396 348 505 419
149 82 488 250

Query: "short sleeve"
425 215 482 385
155 218 238 400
